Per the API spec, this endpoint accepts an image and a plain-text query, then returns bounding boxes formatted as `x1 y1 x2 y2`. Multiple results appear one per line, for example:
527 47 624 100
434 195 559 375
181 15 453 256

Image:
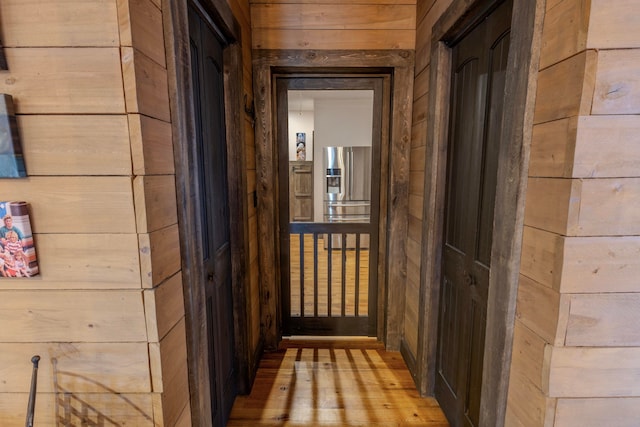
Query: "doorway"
276 77 385 337
434 1 513 426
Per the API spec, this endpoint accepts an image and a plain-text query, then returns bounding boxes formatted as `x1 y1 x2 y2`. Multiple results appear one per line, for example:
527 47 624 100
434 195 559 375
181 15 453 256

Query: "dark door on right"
435 1 512 426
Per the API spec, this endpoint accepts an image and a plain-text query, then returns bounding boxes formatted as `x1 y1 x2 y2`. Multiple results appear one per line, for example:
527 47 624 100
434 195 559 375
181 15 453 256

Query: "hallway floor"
228 338 449 426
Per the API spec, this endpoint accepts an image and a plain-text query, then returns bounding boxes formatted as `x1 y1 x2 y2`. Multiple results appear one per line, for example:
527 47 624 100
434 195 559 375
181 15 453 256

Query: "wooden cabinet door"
435 1 512 426
289 161 313 222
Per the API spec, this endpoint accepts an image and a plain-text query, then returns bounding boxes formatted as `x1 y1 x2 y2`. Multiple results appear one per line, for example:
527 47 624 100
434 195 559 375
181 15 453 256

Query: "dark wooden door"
435 1 512 426
277 77 384 337
188 5 237 426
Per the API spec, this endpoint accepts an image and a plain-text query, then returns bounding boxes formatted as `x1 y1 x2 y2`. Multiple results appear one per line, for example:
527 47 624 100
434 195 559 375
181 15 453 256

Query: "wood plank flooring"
228 338 449 426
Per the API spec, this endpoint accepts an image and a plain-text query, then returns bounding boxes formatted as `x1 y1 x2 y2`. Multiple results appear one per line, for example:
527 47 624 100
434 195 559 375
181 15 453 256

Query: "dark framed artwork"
0 201 39 277
0 94 26 177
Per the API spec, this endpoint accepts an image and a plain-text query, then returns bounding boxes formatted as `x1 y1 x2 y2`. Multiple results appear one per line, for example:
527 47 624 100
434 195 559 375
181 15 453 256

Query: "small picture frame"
0 201 39 277
0 94 27 177
296 132 306 161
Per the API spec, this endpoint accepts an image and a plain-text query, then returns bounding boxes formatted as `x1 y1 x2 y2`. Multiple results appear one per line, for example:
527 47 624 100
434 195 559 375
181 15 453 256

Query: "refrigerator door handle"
348 149 354 200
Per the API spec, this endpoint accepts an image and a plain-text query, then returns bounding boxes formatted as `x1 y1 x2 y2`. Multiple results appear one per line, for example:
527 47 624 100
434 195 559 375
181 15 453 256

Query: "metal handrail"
25 355 40 427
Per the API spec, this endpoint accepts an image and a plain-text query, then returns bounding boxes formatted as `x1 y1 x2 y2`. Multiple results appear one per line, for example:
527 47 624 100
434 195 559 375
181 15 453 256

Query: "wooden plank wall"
403 0 450 377
0 0 182 424
227 0 262 382
0 0 258 424
250 0 417 50
507 0 640 425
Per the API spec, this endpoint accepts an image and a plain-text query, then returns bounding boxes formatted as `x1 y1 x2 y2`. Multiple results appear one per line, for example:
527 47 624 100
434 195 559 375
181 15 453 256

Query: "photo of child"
0 201 38 278
296 132 306 161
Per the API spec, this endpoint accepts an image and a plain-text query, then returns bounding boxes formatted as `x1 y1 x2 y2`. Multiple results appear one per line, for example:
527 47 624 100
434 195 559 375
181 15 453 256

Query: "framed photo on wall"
296 132 306 160
0 201 39 277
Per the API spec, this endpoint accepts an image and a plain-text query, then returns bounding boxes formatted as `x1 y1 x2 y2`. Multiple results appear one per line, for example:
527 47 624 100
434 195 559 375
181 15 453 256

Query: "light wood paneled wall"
508 0 640 425
250 0 417 50
0 0 189 424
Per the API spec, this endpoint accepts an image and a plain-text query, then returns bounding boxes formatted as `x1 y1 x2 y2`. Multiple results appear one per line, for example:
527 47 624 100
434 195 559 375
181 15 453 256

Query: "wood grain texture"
118 0 166 67
519 225 565 291
554 397 640 427
251 4 415 29
414 0 453 73
565 293 640 347
2 177 136 233
418 41 451 397
505 325 556 427
250 0 416 3
533 50 597 124
529 117 578 178
129 113 175 175
385 63 414 350
153 317 190 426
544 346 640 397
560 235 640 293
33 233 141 288
523 177 581 235
122 47 171 122
0 0 119 47
228 339 447 426
0 291 147 343
592 49 640 115
510 320 547 391
574 178 640 236
516 275 565 345
133 175 178 233
252 29 416 50
481 1 546 424
538 0 589 69
0 392 154 426
144 272 185 342
587 0 640 49
138 224 181 288
0 343 150 393
18 115 131 176
0 48 125 114
530 115 640 178
573 115 640 178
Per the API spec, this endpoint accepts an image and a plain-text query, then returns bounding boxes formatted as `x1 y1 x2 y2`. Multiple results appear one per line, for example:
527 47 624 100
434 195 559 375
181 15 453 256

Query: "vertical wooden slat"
299 233 305 317
328 233 333 317
355 233 361 317
341 233 347 317
314 233 319 317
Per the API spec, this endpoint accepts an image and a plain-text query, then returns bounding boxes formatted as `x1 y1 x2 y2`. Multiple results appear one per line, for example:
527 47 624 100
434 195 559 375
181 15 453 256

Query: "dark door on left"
188 4 237 426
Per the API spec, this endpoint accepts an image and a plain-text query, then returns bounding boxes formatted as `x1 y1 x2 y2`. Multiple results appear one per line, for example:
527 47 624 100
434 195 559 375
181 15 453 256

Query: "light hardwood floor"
228 338 449 426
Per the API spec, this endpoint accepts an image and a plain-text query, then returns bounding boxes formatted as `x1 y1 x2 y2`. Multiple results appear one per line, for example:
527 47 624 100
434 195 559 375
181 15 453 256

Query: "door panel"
435 1 512 426
278 78 384 336
188 5 237 426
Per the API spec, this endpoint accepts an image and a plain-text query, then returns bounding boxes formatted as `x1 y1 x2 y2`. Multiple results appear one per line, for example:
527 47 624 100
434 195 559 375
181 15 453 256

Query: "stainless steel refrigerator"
323 146 371 248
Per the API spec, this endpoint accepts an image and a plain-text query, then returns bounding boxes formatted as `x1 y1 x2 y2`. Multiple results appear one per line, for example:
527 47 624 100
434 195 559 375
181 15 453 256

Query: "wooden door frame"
276 76 384 337
163 0 251 425
253 50 414 350
417 0 544 426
